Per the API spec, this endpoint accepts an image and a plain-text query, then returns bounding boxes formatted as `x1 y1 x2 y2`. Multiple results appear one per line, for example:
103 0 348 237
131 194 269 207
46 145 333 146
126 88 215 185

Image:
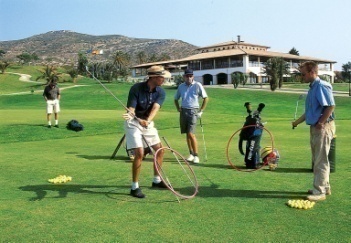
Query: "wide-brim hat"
147 65 171 78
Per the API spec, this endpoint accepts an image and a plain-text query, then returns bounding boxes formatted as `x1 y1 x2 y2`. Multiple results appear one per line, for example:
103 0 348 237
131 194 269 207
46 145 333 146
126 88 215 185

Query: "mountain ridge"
0 30 198 65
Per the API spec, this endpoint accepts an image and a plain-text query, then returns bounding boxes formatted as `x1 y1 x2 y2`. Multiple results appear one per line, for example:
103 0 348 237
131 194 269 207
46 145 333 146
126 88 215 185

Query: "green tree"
77 52 88 75
64 65 79 83
341 62 351 81
16 52 32 65
289 47 300 56
231 72 241 89
241 73 248 86
263 57 290 91
0 50 6 58
36 65 61 84
0 61 11 74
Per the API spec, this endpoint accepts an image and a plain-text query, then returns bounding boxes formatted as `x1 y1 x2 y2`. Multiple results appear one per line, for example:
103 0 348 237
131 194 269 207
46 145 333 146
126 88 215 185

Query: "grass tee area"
0 69 350 242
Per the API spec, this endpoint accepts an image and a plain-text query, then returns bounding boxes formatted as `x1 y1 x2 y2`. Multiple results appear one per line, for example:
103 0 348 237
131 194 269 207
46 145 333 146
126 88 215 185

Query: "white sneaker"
307 194 326 201
187 154 194 162
193 156 200 164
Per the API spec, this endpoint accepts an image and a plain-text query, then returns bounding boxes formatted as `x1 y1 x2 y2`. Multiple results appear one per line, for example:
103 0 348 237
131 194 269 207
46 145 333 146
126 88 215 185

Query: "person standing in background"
43 81 61 128
174 69 209 164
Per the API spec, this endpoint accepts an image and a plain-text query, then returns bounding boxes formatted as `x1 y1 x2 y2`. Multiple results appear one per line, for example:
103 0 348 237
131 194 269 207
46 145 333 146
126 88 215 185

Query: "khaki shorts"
46 99 60 114
124 119 160 149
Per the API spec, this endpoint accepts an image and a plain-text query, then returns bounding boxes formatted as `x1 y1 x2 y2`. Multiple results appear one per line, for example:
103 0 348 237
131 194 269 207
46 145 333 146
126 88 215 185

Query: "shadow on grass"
195 163 312 174
77 154 155 163
18 184 177 203
18 184 126 201
197 186 305 199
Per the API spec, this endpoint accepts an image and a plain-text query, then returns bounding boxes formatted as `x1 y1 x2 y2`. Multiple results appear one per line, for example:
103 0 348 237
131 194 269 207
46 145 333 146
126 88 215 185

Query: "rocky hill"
0 30 198 66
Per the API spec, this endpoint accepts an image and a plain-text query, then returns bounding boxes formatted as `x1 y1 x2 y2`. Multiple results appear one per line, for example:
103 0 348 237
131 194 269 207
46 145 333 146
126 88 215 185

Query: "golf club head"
244 102 252 114
257 103 265 113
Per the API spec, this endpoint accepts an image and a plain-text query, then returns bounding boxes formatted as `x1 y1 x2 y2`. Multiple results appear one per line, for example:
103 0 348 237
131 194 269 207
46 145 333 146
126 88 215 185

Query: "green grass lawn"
0 71 350 242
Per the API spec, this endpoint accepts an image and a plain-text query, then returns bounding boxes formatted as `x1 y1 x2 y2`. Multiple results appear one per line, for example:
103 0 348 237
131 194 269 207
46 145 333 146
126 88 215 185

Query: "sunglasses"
185 75 193 77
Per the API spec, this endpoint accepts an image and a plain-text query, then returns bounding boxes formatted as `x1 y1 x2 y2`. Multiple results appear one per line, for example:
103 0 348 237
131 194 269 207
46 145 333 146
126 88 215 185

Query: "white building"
132 36 336 84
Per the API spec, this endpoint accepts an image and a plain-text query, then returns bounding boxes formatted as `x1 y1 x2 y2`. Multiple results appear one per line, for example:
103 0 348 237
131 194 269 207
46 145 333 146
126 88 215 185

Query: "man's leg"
307 123 334 201
47 113 52 127
187 132 199 163
187 133 198 155
130 147 145 198
54 113 59 127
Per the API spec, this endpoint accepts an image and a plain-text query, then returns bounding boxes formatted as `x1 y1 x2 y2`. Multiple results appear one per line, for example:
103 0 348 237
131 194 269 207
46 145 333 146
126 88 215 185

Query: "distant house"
131 36 336 84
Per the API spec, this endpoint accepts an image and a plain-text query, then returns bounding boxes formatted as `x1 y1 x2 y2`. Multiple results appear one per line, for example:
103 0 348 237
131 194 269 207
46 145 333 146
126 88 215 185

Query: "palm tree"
36 65 61 84
113 51 130 70
136 51 147 64
263 57 290 91
289 47 300 56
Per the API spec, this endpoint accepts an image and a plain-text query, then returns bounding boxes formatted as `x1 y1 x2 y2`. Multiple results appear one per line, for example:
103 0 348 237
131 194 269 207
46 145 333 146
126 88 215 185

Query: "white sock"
153 176 161 184
48 121 51 126
131 182 139 190
55 120 58 125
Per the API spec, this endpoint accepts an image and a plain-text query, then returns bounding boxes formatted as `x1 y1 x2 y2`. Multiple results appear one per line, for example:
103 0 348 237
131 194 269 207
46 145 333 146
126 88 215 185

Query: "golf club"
85 66 143 122
199 118 208 162
293 94 305 129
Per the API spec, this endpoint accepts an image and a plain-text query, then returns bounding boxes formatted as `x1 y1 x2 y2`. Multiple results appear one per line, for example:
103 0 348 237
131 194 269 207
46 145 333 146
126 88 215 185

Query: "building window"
215 58 229 69
188 61 200 71
202 60 213 70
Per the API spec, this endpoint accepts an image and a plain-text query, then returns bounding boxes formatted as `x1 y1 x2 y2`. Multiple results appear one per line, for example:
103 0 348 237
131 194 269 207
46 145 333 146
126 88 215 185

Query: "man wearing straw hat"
123 65 171 198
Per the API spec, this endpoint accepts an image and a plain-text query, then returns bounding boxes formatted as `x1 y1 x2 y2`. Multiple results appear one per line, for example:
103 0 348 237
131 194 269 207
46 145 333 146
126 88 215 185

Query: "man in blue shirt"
174 69 209 164
292 61 336 201
123 66 171 198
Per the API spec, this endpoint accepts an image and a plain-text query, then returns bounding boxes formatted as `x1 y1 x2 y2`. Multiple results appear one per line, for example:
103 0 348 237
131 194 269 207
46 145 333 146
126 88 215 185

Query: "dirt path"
1 72 90 96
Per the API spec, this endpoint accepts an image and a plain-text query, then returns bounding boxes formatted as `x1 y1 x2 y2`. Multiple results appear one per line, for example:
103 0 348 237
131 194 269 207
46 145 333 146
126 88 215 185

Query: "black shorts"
180 108 198 134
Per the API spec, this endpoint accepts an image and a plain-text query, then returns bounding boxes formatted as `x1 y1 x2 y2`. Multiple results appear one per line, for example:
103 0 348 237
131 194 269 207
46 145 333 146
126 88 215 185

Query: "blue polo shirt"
305 78 335 125
174 81 208 109
127 81 166 119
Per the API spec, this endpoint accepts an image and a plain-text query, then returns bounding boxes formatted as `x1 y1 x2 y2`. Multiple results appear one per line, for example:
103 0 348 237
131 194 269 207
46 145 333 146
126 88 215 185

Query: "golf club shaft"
199 118 208 161
85 66 132 113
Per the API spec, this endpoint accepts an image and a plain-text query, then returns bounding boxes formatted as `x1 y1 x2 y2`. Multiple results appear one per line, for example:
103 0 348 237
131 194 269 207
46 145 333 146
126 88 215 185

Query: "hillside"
0 30 198 65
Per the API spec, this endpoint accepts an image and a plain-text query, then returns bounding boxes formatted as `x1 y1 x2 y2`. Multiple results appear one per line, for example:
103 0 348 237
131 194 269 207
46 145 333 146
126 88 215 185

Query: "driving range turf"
0 71 350 242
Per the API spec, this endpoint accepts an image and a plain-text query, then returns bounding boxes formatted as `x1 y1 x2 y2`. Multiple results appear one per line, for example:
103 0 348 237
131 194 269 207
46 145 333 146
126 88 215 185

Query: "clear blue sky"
1 0 350 70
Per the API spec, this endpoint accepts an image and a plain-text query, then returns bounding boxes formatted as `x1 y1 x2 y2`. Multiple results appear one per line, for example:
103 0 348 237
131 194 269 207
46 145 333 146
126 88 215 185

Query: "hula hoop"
226 125 274 172
154 147 199 199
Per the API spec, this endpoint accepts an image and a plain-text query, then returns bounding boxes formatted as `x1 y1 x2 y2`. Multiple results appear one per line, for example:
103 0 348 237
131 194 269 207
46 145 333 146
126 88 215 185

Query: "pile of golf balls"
48 175 72 184
287 200 315 209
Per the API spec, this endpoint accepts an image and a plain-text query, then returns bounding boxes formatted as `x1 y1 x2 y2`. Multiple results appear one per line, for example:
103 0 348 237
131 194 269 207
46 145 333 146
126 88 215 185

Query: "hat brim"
148 70 171 78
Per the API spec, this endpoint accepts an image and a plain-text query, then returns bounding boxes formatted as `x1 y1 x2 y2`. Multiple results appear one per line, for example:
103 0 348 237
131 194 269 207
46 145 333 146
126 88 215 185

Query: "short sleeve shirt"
43 85 60 100
305 78 335 125
127 81 166 119
174 81 208 109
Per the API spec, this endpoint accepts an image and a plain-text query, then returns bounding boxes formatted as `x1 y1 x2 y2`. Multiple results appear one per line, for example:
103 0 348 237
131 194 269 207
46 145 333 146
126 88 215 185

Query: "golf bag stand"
238 102 265 169
110 134 126 159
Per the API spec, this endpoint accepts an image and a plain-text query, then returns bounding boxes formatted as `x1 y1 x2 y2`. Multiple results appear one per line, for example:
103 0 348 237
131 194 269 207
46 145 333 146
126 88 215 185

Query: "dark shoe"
48 125 52 128
130 188 145 198
54 125 59 128
152 181 168 189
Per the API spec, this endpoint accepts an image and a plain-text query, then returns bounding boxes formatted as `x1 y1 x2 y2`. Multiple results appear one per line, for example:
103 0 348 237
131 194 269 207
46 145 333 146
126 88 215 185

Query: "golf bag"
239 102 265 169
66 119 84 132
